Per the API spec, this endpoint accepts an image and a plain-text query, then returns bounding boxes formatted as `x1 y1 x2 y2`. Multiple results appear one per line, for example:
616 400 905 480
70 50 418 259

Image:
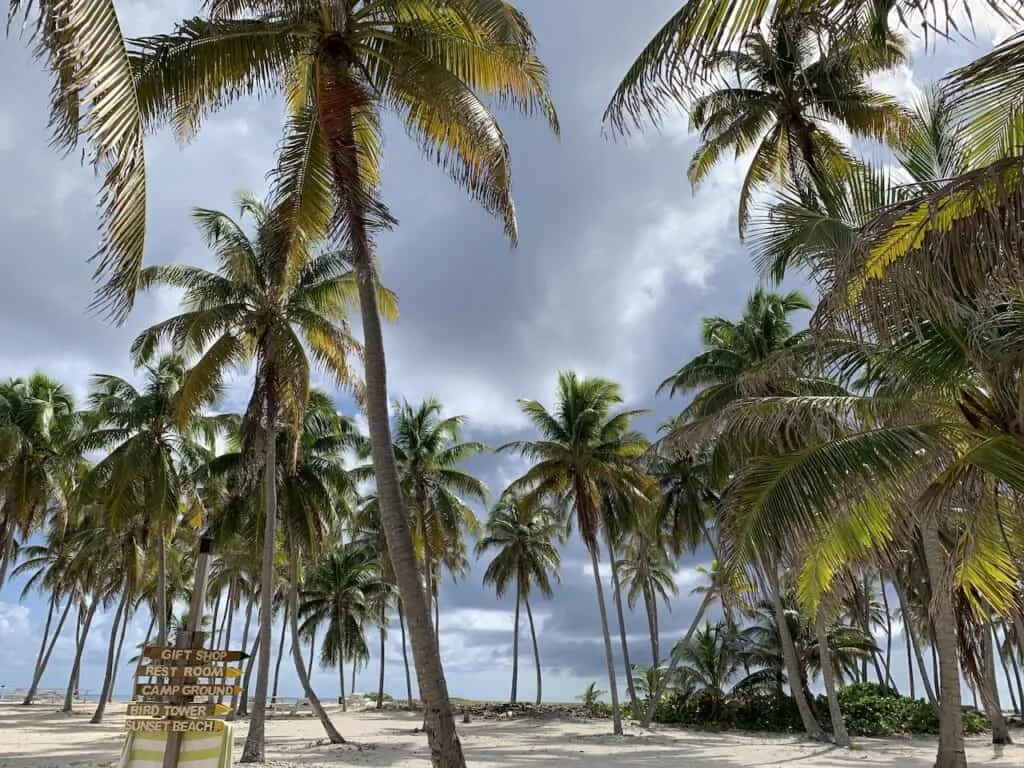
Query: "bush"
650 681 990 737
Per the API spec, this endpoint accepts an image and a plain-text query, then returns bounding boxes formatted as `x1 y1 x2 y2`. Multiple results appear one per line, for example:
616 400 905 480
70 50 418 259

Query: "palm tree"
616 513 678 672
0 374 80 583
77 354 214 646
476 494 561 704
301 541 384 712
502 372 654 735
388 399 486 631
133 193 379 758
130 6 557 761
675 621 744 703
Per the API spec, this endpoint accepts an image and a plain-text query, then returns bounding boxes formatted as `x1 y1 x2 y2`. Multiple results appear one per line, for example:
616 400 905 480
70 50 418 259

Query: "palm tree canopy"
128 0 558 247
477 494 561 601
501 371 654 553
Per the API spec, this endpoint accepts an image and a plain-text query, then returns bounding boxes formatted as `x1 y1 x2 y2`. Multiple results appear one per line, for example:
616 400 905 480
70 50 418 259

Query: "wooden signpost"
122 536 247 768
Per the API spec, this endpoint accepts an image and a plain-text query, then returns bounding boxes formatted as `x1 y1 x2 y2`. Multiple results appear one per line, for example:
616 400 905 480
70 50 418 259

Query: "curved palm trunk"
339 657 347 710
397 599 414 707
90 588 130 723
63 598 99 712
510 581 521 704
28 595 56 697
814 610 849 747
231 601 254 712
606 532 640 720
287 560 343 743
587 544 622 735
524 598 542 705
210 591 223 650
906 627 916 698
642 589 714 727
980 622 1011 744
377 603 387 710
920 518 966 768
879 581 895 687
240 425 278 763
24 596 73 705
895 581 936 704
238 629 261 717
767 568 825 741
338 85 464 762
307 631 316 679
272 604 288 702
108 604 132 702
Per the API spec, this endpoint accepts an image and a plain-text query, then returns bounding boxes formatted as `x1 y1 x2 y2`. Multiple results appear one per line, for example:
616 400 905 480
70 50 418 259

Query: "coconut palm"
77 354 216 647
0 374 80 583
675 621 745 702
616 514 678 671
130 5 557 760
476 494 561 704
388 398 486 629
300 541 384 712
678 9 906 232
133 193 381 756
501 372 654 735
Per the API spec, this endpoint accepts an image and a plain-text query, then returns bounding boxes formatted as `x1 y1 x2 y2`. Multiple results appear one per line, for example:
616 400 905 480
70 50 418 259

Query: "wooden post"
162 535 213 768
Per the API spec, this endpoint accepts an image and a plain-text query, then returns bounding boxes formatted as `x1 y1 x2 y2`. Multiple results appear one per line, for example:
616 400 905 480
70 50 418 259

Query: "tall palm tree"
133 194 380 758
77 354 214 646
0 374 80 583
387 398 486 633
130 5 557 762
616 512 678 672
501 372 654 735
476 494 561 704
301 541 384 712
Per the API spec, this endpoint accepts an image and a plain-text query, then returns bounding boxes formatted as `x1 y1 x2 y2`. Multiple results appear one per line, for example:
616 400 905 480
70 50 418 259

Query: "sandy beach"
1 701 1022 768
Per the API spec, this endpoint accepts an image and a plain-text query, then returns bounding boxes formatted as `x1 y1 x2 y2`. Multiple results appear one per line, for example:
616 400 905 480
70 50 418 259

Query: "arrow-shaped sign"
139 665 241 679
142 647 247 663
134 683 241 698
125 702 231 718
125 718 226 733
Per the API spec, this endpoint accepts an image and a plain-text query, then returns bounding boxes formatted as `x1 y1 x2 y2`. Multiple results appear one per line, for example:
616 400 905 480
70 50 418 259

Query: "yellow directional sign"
142 647 247 663
125 703 231 718
134 683 241 698
125 718 225 734
139 665 241 679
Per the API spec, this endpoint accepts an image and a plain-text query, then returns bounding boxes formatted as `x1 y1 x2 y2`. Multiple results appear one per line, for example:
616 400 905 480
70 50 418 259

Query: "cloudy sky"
0 1 1017 708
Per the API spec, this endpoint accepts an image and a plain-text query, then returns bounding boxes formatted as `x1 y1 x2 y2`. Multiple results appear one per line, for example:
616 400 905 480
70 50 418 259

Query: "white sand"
1 701 1021 768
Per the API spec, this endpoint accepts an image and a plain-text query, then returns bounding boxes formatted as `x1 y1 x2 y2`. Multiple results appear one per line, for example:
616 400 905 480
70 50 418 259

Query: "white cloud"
442 608 516 633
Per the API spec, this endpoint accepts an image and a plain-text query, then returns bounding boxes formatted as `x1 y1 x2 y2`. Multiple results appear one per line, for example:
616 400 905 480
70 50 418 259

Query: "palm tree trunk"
398 598 414 707
351 658 358 697
895 581 936 704
1000 623 1024 714
240 422 279 763
339 656 347 711
63 598 98 712
814 610 849 746
344 118 465 765
377 603 387 710
108 605 131 702
307 631 316 679
239 629 261 717
210 591 223 650
272 604 288 702
223 582 235 653
525 598 542 705
587 543 622 735
920 517 967 768
24 595 73 705
906 625 916 698
90 588 129 723
28 594 56 695
287 558 343 743
643 585 659 669
767 567 826 741
605 532 640 720
157 521 168 647
510 581 521 704
642 589 715 727
232 601 254 713
996 621 1019 716
980 621 1011 744
879 581 895 688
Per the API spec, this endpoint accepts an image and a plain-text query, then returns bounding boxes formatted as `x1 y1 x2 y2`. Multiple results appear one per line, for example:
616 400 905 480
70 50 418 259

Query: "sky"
0 0 1018 710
